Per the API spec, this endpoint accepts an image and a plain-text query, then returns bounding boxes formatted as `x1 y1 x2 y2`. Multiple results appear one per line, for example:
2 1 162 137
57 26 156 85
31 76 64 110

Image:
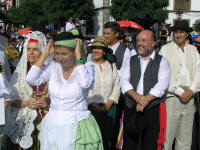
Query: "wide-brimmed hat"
87 36 113 53
170 20 193 32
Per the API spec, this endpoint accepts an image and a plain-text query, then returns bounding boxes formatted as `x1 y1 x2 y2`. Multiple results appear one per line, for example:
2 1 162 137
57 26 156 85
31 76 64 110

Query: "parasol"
117 21 144 30
18 27 32 35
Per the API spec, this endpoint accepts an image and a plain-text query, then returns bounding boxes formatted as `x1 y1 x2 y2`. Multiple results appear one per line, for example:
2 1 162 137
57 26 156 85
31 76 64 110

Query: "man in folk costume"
160 20 200 150
120 30 170 150
103 21 136 71
104 21 137 148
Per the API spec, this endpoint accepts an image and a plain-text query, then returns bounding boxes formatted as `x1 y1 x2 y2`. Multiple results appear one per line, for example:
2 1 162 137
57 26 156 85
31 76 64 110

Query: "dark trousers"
123 104 160 150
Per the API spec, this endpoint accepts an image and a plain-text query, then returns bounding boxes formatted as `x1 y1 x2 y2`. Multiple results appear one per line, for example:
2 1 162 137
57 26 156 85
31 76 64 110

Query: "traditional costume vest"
114 44 126 70
125 52 166 109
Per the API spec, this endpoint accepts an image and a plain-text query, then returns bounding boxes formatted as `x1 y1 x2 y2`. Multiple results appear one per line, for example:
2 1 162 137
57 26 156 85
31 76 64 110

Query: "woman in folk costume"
0 62 12 150
87 36 120 150
9 31 51 150
26 32 103 150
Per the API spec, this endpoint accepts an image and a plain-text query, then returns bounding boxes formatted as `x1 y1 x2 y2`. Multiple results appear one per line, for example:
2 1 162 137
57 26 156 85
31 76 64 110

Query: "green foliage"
110 0 169 28
42 0 95 25
193 19 200 32
6 0 45 27
5 6 24 24
5 0 95 28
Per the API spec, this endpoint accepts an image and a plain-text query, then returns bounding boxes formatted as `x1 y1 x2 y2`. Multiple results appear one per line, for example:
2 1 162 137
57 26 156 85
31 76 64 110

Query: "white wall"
93 10 104 36
166 0 200 28
93 0 111 36
191 0 200 10
93 0 104 8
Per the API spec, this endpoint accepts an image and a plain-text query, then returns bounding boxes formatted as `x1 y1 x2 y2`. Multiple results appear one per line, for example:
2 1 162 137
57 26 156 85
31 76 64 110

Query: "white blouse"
26 61 95 111
88 61 120 104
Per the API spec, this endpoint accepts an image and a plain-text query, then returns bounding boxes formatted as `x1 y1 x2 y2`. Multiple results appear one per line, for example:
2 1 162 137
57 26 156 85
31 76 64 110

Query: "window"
174 0 191 10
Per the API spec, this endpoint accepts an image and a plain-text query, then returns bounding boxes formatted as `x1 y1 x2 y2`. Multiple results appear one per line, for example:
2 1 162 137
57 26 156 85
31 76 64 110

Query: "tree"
110 0 169 28
6 0 45 28
193 19 200 32
42 0 95 26
6 0 95 29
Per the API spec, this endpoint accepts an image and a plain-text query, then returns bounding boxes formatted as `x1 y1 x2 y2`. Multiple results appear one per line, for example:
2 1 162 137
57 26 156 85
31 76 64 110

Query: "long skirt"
89 104 117 150
74 114 104 150
39 110 103 150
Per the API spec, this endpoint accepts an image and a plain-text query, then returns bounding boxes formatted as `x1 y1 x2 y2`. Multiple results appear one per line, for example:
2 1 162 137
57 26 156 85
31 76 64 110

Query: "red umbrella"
18 27 32 35
117 21 144 30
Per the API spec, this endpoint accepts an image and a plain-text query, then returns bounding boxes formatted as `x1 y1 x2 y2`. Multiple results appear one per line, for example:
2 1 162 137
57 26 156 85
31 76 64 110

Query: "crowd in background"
0 19 200 150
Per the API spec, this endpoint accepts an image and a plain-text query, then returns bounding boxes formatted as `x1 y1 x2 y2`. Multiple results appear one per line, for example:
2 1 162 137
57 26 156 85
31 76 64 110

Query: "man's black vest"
114 44 126 70
125 52 166 109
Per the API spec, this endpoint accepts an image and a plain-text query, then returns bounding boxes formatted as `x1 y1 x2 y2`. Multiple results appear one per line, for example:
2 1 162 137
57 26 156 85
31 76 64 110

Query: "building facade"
164 0 200 29
93 0 200 36
93 0 112 36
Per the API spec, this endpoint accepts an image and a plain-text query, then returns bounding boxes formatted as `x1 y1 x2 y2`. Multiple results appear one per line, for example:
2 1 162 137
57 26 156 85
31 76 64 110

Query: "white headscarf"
9 31 50 149
10 31 48 100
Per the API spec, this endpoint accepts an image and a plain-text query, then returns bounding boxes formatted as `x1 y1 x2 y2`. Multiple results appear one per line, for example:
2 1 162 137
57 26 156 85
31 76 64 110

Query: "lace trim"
10 107 37 149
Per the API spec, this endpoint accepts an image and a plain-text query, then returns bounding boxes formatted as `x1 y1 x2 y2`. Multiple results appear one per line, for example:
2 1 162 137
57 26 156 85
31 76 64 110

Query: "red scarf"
157 102 166 150
28 62 48 124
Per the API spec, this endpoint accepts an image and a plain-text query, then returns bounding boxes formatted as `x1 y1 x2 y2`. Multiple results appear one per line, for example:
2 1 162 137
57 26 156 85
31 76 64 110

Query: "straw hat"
87 36 113 53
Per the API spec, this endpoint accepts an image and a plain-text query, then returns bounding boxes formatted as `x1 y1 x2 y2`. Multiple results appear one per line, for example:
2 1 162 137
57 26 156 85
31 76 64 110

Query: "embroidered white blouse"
88 61 120 104
26 61 95 111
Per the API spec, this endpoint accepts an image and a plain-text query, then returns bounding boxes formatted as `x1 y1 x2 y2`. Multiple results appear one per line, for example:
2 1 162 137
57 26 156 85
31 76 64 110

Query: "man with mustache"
120 30 170 150
160 20 200 150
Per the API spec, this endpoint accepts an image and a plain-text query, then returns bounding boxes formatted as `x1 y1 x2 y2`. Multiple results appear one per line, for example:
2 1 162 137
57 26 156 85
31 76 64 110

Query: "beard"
137 46 154 57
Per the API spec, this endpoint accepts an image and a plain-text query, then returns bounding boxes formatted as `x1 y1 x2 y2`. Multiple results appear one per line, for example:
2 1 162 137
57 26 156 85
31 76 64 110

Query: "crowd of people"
0 19 200 150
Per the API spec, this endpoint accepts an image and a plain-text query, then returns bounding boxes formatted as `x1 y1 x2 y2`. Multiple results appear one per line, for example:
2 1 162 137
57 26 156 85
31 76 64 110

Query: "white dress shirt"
120 51 171 98
110 41 137 76
65 22 75 32
110 41 136 61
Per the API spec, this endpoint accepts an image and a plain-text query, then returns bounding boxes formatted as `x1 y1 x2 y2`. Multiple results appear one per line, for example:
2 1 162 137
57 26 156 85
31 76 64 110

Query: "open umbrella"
192 34 200 43
117 21 144 30
18 27 32 35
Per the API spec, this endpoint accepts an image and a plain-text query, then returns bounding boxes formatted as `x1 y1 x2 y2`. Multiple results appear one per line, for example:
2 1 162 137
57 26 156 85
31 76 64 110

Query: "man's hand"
135 95 149 108
136 104 144 112
180 90 193 103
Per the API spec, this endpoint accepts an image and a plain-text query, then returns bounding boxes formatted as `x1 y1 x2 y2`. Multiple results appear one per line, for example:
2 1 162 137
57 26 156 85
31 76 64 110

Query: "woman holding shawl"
9 31 51 150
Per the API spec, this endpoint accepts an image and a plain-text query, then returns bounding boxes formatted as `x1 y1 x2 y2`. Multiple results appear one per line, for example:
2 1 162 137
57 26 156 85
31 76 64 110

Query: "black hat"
170 20 193 33
53 31 83 41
